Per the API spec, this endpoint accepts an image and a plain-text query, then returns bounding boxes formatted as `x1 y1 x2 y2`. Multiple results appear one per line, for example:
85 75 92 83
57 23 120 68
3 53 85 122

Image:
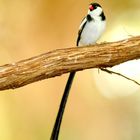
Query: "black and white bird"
50 2 106 140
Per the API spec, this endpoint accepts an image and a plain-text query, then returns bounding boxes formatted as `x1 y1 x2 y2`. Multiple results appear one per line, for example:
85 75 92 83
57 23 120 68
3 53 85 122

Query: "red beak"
89 5 94 11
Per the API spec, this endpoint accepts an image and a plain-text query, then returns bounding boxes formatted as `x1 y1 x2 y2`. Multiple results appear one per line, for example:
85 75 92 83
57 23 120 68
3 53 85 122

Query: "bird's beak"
89 5 94 11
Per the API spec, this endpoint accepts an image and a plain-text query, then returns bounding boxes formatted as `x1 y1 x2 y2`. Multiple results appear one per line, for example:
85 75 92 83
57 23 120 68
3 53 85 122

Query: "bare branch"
100 68 140 86
0 36 140 91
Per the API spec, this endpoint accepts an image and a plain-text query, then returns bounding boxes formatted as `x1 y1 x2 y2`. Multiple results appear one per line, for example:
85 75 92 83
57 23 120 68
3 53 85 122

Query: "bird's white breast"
79 19 106 46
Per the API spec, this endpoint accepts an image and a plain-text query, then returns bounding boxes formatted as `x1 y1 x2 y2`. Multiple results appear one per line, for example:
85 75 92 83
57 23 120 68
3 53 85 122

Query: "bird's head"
88 3 104 20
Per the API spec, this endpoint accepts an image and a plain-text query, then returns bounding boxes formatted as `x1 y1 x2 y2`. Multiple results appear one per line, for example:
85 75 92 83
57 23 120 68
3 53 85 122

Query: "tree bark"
0 36 140 91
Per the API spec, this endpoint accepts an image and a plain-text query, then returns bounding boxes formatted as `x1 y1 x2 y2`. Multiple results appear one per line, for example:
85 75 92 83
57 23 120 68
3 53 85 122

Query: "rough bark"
0 36 140 90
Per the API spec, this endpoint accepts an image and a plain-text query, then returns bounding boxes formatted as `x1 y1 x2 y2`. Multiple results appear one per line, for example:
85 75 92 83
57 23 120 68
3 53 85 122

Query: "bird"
50 2 106 140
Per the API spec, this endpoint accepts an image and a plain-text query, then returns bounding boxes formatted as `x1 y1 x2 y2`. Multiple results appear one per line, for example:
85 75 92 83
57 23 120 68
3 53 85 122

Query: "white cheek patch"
89 7 103 17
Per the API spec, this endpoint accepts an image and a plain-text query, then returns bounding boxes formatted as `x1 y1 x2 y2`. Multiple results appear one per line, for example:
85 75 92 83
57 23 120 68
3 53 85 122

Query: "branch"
0 36 140 91
100 68 140 86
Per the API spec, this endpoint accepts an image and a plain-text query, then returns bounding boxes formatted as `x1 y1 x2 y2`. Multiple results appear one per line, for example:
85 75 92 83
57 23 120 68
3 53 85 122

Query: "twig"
100 68 140 86
0 36 140 90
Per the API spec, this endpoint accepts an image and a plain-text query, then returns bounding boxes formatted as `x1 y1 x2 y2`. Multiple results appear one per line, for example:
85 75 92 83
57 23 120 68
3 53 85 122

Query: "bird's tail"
50 72 76 140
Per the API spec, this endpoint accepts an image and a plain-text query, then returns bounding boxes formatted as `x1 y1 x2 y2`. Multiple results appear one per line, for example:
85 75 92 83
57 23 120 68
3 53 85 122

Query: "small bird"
50 2 106 140
77 3 106 46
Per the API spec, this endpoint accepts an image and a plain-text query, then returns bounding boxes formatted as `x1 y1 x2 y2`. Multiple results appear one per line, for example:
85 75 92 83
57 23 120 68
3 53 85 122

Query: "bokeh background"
0 0 140 140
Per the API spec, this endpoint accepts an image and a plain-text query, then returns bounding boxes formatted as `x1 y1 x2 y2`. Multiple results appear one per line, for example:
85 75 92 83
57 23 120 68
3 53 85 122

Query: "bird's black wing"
76 17 87 46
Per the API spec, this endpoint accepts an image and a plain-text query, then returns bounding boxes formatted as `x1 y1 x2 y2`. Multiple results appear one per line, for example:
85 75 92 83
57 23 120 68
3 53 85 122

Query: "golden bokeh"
0 0 140 140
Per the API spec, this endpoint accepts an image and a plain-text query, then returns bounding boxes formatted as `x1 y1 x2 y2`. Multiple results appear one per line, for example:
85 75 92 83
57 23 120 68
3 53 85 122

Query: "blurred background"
0 0 140 140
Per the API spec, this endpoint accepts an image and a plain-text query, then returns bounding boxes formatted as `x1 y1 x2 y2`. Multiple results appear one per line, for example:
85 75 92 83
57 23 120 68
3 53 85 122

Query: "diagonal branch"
100 68 140 86
0 36 140 91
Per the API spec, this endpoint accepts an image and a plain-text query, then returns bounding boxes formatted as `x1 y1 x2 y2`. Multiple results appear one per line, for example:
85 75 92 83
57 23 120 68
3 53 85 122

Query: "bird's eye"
89 5 94 11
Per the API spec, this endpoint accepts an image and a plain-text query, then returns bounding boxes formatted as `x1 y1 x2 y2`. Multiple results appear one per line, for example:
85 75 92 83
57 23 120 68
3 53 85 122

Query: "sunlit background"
0 0 140 140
